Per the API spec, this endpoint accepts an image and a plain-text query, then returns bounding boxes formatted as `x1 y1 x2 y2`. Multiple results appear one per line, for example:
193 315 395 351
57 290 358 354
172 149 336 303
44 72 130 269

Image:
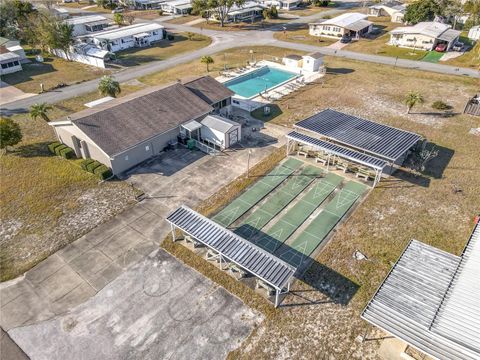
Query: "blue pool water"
225 66 297 98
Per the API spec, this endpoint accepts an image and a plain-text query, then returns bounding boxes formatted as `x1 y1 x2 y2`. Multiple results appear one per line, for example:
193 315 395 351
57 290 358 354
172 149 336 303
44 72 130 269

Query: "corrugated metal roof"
201 115 239 134
294 109 422 161
93 23 164 41
430 223 480 354
362 223 480 360
166 205 296 290
345 19 372 32
287 131 387 170
65 15 108 26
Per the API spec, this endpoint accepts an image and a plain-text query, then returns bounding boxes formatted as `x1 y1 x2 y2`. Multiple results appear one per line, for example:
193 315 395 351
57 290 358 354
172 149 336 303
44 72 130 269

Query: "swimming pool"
225 66 298 99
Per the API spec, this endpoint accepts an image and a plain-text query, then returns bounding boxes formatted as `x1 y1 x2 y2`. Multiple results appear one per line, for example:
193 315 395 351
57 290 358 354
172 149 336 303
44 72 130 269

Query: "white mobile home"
0 52 22 75
257 0 299 10
309 13 373 39
160 0 192 14
389 22 461 51
65 15 110 37
208 1 265 23
368 1 405 23
92 23 165 52
200 115 241 149
468 25 480 41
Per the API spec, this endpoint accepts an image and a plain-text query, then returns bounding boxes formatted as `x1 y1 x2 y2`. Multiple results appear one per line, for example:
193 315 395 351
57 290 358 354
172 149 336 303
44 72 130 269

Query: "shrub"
81 158 95 170
60 147 76 159
94 165 113 180
48 142 62 154
54 144 68 156
86 161 102 173
432 100 451 111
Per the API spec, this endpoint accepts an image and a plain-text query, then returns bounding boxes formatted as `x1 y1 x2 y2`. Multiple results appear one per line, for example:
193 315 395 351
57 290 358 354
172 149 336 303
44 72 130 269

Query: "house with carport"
368 1 405 23
309 13 373 39
49 76 236 175
65 15 110 37
389 21 461 51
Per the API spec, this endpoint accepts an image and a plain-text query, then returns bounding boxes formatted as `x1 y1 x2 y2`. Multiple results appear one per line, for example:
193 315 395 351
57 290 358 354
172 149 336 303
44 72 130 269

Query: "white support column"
327 153 331 171
275 289 280 308
171 223 176 242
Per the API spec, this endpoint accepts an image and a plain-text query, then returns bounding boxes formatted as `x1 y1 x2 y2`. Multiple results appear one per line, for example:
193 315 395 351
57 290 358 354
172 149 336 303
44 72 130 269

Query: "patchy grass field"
192 17 291 31
231 57 480 358
165 15 201 24
1 52 109 94
444 40 480 69
273 25 338 46
114 32 211 67
139 46 306 84
0 83 146 281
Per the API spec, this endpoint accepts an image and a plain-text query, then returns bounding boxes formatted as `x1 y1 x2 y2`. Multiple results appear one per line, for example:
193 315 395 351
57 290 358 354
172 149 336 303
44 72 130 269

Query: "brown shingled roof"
183 75 234 105
71 82 213 156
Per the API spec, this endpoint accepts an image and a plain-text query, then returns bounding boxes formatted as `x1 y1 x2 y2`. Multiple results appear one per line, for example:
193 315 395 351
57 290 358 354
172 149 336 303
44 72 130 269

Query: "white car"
452 42 464 51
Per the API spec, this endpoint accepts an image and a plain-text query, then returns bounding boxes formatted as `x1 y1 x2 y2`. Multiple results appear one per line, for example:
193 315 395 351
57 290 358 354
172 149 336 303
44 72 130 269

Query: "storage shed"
200 115 241 149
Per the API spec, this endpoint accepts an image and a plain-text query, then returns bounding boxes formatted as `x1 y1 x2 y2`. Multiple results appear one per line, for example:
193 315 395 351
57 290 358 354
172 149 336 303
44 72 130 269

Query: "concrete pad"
0 81 35 106
37 266 84 302
69 248 113 277
378 337 409 360
52 283 96 314
9 250 262 360
0 328 28 360
96 226 145 261
24 255 65 285
84 262 123 292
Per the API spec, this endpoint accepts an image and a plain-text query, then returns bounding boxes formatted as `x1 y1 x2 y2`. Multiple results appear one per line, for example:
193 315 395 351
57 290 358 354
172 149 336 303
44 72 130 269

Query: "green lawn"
115 32 211 67
422 51 444 63
1 51 109 94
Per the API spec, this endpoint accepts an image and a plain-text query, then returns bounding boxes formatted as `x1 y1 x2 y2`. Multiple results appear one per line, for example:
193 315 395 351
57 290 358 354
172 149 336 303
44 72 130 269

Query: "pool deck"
216 60 325 110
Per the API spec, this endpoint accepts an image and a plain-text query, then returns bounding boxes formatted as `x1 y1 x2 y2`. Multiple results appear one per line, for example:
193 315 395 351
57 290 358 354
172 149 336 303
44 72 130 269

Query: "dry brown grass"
165 15 201 24
0 84 145 281
273 25 338 46
139 46 306 85
1 52 110 94
230 56 480 358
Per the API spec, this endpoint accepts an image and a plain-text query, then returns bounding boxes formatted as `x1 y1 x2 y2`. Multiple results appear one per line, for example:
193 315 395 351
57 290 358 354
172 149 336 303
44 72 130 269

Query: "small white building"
468 25 480 42
389 22 461 51
65 15 110 37
302 52 323 72
282 53 324 73
368 1 405 23
200 115 241 149
257 0 299 10
160 0 192 14
0 52 22 75
91 23 165 52
309 13 373 39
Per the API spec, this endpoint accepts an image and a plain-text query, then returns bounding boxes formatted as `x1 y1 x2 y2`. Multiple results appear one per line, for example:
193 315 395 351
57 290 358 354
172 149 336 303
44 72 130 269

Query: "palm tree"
404 91 424 114
200 56 214 72
98 75 121 98
30 103 53 122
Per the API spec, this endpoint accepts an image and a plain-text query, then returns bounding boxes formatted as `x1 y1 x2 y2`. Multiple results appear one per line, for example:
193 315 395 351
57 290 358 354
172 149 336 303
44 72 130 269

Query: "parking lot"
8 250 262 360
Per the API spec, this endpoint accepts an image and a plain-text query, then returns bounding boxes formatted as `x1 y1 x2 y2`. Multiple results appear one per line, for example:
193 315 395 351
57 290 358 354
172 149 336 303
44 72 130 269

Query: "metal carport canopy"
294 109 422 162
166 205 297 291
287 131 387 170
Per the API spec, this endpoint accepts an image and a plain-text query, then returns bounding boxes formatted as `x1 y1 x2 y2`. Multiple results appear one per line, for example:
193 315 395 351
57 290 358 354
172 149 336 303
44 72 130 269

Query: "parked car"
340 35 352 44
452 42 464 51
112 8 124 13
435 43 447 52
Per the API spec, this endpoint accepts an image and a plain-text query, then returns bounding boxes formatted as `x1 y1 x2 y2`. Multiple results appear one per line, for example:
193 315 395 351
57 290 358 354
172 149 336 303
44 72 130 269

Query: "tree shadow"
250 104 283 122
12 142 52 158
325 67 355 75
233 224 359 306
2 61 57 87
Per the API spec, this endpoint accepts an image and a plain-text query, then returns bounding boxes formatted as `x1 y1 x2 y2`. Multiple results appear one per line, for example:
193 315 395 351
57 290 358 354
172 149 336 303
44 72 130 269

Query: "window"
125 155 129 161
145 145 150 151
1 63 7 69
13 61 19 66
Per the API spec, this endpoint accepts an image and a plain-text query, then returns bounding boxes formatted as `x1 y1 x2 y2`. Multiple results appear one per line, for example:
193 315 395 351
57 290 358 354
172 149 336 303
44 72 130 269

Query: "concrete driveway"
8 250 262 360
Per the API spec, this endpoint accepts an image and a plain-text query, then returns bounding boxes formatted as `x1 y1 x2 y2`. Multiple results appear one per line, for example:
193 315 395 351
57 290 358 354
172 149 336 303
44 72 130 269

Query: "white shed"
282 54 303 69
200 115 241 149
302 52 323 72
468 26 480 41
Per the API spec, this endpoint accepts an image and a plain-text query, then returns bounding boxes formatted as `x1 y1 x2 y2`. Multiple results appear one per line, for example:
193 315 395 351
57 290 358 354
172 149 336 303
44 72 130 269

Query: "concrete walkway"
0 123 288 332
0 81 35 106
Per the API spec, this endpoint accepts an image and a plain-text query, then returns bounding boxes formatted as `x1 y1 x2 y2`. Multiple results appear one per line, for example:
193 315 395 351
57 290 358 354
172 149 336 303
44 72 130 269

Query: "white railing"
192 139 220 155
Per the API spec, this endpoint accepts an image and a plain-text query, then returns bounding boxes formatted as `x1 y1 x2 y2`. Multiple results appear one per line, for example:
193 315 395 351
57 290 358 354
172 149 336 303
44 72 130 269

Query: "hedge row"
47 142 76 159
80 158 112 180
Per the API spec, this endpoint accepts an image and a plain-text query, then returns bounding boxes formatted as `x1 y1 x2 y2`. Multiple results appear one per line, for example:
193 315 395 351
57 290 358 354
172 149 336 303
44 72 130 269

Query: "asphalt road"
1 4 478 115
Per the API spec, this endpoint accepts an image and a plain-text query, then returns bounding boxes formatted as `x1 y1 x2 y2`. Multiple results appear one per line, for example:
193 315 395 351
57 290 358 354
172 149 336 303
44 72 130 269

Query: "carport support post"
170 224 176 242
275 289 280 308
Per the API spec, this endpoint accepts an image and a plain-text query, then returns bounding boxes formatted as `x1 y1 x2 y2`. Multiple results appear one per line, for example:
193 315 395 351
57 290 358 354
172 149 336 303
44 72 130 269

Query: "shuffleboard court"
235 165 324 239
254 173 344 253
278 181 367 267
212 158 302 227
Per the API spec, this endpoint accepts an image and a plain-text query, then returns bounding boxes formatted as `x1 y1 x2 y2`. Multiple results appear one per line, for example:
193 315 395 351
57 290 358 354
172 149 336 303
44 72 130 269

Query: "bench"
184 235 201 248
255 279 275 296
228 264 248 280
